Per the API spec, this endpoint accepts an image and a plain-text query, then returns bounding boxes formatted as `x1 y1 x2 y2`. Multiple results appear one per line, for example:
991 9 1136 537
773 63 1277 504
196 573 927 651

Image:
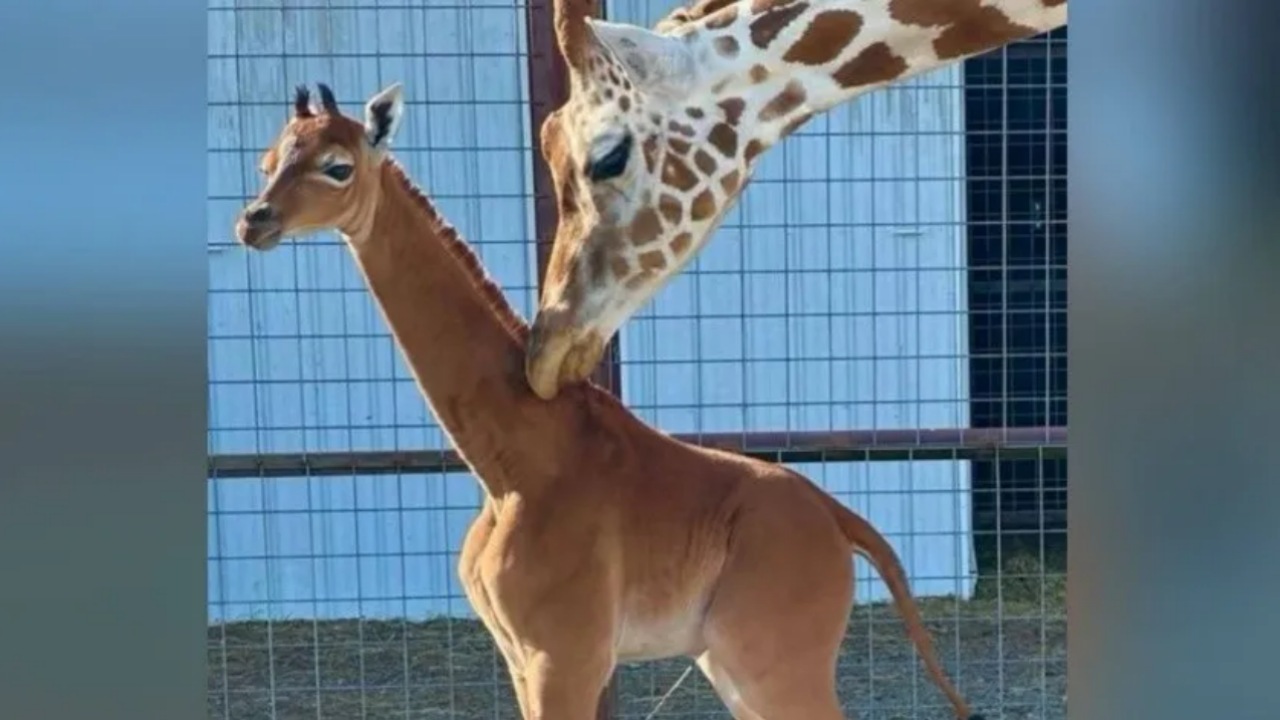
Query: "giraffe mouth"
235 217 284 251
525 310 605 400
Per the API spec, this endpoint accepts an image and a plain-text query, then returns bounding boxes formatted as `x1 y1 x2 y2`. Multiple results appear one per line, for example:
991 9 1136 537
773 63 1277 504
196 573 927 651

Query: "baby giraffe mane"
383 158 531 344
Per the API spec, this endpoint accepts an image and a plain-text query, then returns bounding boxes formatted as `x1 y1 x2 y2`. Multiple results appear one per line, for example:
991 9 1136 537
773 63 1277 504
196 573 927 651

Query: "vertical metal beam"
525 0 622 395
524 0 618 717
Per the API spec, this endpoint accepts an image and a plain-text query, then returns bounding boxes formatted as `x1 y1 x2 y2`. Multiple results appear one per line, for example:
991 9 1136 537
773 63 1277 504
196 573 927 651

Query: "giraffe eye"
586 134 633 182
322 163 354 183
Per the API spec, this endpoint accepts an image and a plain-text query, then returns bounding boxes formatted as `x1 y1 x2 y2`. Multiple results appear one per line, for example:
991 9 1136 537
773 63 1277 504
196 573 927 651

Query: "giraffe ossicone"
586 19 698 90
525 0 1068 400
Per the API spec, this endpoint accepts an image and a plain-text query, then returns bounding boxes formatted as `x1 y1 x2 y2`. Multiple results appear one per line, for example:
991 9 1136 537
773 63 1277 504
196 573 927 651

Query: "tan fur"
234 85 983 720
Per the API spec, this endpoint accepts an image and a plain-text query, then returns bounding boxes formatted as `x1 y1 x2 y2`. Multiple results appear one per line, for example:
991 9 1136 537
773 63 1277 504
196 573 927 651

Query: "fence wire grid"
207 1 1067 719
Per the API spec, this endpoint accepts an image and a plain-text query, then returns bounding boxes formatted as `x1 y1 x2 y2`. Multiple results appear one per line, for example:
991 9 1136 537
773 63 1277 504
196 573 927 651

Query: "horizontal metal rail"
207 426 1066 478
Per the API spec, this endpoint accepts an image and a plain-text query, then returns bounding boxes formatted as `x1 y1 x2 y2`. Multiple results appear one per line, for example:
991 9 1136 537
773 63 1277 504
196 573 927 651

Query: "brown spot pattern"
832 42 908 88
671 232 693 255
749 64 771 83
639 250 667 271
714 36 740 57
609 256 631 280
708 123 738 158
619 95 631 112
668 121 697 137
744 139 765 164
758 80 807 122
690 189 717 221
686 107 705 119
661 154 700 192
693 149 719 175
749 1 809 49
642 135 660 174
888 0 957 27
669 137 692 155
718 98 745 125
719 169 742 196
659 0 738 27
629 207 663 246
658 194 684 225
783 10 864 65
933 8 1036 60
889 0 1039 59
751 0 796 11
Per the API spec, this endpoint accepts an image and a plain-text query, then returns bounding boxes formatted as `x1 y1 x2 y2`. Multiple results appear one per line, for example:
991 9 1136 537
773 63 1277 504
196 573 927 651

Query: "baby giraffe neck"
345 162 569 498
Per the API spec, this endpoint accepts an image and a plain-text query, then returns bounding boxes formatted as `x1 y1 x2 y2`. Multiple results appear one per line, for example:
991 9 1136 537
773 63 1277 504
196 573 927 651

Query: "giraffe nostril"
244 203 277 224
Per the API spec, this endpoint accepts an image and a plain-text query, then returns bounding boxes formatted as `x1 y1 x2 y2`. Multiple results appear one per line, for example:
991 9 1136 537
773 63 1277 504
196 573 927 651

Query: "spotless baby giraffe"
235 82 985 720
524 0 1068 399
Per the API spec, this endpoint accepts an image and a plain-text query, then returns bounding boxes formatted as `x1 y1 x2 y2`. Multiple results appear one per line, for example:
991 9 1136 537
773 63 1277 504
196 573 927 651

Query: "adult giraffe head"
525 0 1067 399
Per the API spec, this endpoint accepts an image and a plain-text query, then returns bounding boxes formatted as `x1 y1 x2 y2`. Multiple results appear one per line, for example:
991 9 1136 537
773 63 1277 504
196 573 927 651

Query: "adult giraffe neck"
683 0 1067 142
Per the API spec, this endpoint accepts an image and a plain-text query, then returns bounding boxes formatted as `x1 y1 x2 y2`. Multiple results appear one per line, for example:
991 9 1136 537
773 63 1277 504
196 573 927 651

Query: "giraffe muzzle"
526 308 603 400
526 312 574 400
235 202 284 251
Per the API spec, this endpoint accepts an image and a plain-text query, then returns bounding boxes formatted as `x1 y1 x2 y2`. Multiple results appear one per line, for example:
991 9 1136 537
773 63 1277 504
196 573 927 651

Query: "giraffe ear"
584 19 695 96
363 82 405 158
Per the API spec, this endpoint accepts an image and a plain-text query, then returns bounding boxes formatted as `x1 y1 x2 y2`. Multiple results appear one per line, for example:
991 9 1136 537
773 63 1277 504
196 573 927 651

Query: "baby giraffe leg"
697 490 857 720
698 650 847 720
696 651 760 720
521 649 614 720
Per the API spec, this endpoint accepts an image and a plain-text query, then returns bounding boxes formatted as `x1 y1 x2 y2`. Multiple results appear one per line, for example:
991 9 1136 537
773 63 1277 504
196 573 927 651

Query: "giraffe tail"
813 488 984 720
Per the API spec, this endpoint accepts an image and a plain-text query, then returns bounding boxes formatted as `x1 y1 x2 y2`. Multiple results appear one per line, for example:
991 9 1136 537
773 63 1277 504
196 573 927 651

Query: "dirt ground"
209 539 1065 720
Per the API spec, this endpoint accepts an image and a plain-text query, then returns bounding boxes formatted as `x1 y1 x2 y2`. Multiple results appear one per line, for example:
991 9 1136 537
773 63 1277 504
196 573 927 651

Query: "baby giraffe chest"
463 534 709 662
613 568 715 662
615 600 708 662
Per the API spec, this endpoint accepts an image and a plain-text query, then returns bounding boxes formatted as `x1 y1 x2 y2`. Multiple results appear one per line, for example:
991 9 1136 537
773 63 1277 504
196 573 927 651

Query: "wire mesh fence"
207 1 1066 718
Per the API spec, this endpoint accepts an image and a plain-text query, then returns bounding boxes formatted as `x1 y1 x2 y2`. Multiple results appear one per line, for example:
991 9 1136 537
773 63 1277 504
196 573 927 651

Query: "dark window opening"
965 28 1068 533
